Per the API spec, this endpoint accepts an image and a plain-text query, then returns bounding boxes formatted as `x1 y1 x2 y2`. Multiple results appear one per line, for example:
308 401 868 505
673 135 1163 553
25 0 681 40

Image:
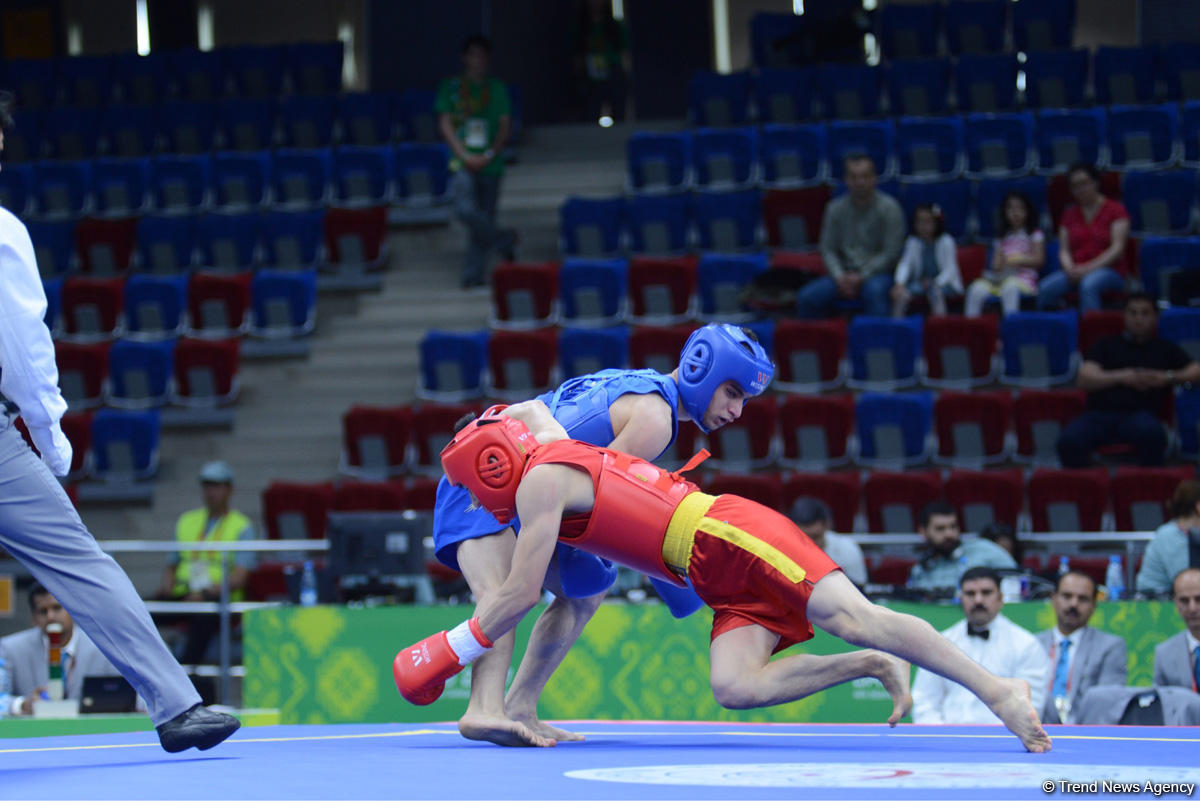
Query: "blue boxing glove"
649 577 706 618
556 543 619 598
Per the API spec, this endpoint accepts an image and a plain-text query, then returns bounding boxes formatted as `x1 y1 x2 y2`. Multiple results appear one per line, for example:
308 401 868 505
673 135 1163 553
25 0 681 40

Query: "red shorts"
686 495 840 653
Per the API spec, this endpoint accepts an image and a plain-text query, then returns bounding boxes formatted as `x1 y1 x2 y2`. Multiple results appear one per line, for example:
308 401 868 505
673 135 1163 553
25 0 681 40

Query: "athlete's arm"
607 392 674 461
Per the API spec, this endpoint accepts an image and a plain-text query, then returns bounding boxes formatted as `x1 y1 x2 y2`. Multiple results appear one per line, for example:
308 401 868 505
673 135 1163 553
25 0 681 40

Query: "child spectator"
890 203 961 317
965 191 1045 317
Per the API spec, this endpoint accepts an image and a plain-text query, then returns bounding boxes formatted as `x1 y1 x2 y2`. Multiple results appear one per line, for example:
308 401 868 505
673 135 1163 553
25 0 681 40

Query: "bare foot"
987 678 1052 754
867 651 912 727
458 713 555 747
511 713 585 743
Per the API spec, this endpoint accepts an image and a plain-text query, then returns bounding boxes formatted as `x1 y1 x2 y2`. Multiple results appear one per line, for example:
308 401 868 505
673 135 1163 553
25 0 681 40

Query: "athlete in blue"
431 323 774 747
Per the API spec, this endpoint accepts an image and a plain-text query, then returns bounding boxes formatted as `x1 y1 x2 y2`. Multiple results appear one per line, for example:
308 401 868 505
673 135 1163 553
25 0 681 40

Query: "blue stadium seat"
224 44 286 99
337 92 396 147
112 52 171 106
692 188 761 252
397 89 439 143
155 101 219 154
1095 46 1159 106
1022 49 1090 109
169 49 226 102
1012 0 1075 52
211 151 272 211
818 64 884 119
827 119 895 179
332 146 393 206
286 42 345 96
149 155 211 215
691 127 758 189
696 252 767 323
759 123 826 187
753 68 817 124
1034 108 1106 174
107 339 175 409
32 160 92 220
885 58 951 117
855 391 934 468
251 269 318 338
393 143 452 214
560 196 625 257
90 158 151 217
945 0 1007 55
626 132 690 193
964 112 1034 178
43 277 62 329
123 274 189 342
98 105 156 158
1177 388 1200 460
1161 42 1200 102
559 257 629 327
847 316 923 391
417 329 489 401
41 108 100 160
878 2 941 61
624 193 690 255
58 54 115 108
4 108 43 163
1000 311 1079 387
1139 236 1200 302
1122 170 1197 235
558 326 629 378
0 164 34 218
194 212 260 272
897 179 972 240
976 175 1048 239
1182 102 1200 168
896 116 964 182
6 58 58 109
261 209 326 270
1158 307 1200 363
687 71 753 127
218 98 277 152
279 94 336 149
955 53 1019 112
89 409 161 480
135 215 195 275
1107 104 1180 171
26 219 77 278
271 148 332 209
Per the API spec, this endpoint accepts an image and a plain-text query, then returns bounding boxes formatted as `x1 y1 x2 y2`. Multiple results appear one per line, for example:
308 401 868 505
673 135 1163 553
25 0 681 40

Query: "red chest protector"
524 440 704 586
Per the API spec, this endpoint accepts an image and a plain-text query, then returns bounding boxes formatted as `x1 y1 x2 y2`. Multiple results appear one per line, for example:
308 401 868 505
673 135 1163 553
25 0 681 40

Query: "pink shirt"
1060 198 1130 275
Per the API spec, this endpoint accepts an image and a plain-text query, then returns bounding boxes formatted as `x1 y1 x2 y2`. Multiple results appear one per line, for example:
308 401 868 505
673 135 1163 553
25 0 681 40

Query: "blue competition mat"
2 721 1197 800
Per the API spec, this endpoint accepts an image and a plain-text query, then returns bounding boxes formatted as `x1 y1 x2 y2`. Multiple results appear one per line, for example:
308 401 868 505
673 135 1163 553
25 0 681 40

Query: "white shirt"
8 630 78 717
820 531 867 586
912 613 1052 725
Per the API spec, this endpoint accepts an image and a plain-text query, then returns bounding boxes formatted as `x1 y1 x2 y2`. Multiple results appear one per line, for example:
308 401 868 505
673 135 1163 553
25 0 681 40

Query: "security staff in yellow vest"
155 461 256 665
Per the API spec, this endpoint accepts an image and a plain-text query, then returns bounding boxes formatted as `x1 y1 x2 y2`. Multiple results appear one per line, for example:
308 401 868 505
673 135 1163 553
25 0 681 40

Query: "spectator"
572 0 630 124
1137 481 1200 598
907 502 1017 593
436 34 516 289
965 191 1045 317
1057 292 1200 468
890 203 961 317
154 461 256 665
788 497 867 586
1152 567 1200 691
1037 570 1128 724
912 567 1051 723
1037 162 1130 312
0 584 122 716
980 522 1024 567
796 154 905 318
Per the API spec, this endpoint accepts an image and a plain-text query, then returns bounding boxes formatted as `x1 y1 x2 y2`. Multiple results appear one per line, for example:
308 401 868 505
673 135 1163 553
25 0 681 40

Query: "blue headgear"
678 324 774 433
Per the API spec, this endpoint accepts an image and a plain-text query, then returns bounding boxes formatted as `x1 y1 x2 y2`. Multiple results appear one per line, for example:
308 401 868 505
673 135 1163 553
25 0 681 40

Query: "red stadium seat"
778 393 855 468
955 244 988 288
339 405 412 479
54 341 110 409
489 261 560 329
186 272 252 338
323 205 388 271
486 328 559 401
921 314 999 389
629 324 696 373
245 563 291 602
75 216 137 275
933 390 1012 466
627 255 697 325
410 403 481 474
773 319 847 392
1109 465 1193 531
261 481 333 540
331 480 408 511
1013 389 1087 464
1078 310 1125 357
863 470 943 533
867 555 918 585
171 337 240 407
701 472 785 511
762 186 831 250
944 468 1024 531
783 471 860 533
405 476 440 510
15 412 92 479
769 249 825 274
1028 468 1109 532
60 276 124 342
704 394 778 469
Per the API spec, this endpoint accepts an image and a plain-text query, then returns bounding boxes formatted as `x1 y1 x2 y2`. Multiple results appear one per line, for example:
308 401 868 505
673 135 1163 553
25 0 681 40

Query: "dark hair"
790 496 831 526
1171 567 1200 599
980 522 1022 565
1067 162 1101 185
1168 479 1200 520
462 34 492 54
28 582 51 611
999 190 1038 235
1053 569 1097 598
918 501 958 529
0 90 13 130
960 566 1001 590
912 203 946 238
1124 290 1157 312
842 152 876 173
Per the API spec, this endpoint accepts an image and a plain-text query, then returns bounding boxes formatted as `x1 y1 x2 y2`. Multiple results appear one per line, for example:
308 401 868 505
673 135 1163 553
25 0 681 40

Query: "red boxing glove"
393 631 464 706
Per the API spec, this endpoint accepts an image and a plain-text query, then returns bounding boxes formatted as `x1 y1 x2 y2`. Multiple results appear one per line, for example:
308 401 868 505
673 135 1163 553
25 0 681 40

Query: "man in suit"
1153 567 1200 691
0 584 121 716
1037 570 1128 723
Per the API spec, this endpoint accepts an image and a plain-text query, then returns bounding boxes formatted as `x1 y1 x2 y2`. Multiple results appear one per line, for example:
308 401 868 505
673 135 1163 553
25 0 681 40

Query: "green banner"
243 601 1183 725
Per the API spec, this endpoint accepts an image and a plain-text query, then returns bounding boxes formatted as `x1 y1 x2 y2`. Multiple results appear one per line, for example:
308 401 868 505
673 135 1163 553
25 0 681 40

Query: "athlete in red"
393 402 1051 753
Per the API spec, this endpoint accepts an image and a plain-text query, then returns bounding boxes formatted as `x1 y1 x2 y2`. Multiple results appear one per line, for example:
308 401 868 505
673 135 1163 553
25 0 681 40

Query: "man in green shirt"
435 35 516 289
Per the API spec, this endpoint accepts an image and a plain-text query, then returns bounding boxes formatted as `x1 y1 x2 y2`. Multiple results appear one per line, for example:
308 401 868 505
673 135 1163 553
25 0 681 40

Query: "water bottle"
1105 554 1125 602
299 560 318 607
1057 555 1070 577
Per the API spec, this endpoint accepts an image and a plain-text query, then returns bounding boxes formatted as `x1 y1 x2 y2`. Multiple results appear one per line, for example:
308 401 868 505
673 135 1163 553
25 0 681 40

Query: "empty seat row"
0 147 449 220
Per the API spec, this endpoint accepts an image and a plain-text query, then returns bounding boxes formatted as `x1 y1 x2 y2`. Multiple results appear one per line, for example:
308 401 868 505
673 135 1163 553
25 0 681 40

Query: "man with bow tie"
913 567 1051 724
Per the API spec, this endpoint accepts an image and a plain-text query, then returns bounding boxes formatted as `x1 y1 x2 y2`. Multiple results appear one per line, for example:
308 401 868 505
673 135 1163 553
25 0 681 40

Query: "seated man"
1153 567 1200 691
912 568 1051 725
0 584 122 716
788 497 866 586
394 403 1052 753
907 502 1017 594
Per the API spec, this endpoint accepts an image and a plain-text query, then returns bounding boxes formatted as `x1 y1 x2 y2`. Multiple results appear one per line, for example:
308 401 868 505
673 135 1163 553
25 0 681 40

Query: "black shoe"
156 703 241 753
498 229 519 263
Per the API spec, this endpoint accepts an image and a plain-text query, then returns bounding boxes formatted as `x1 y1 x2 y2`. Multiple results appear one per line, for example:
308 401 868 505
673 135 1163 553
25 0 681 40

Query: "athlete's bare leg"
709 624 912 725
807 571 1051 753
454 531 553 748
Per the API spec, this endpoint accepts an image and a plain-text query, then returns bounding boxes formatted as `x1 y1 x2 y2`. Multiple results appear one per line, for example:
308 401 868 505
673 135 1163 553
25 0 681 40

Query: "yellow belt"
661 492 717 576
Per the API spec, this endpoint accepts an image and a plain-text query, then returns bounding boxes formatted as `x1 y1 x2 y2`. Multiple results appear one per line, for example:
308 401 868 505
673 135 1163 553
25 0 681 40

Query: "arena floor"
3 721 1198 800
